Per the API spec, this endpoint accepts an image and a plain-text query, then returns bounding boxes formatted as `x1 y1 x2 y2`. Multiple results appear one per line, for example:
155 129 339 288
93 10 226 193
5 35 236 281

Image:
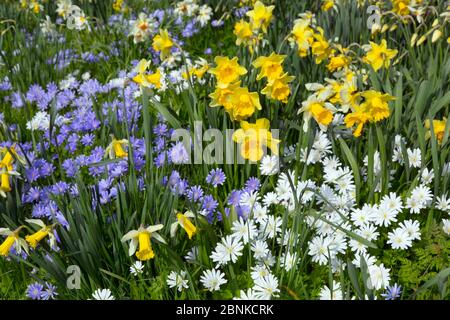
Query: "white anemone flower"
91 289 115 300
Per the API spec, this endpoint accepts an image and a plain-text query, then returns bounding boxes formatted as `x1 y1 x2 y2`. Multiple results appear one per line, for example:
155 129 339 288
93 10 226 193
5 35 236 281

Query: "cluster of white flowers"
392 135 423 169
156 99 449 299
56 0 88 31
26 111 50 131
26 110 72 132
174 0 212 27
300 131 332 164
405 185 433 214
202 220 282 299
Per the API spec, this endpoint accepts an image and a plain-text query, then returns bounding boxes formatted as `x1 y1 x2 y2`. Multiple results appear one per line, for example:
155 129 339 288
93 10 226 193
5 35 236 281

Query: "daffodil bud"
411 33 418 46
432 30 442 43
371 23 381 34
389 24 398 32
381 24 389 33
416 35 427 46
432 19 439 27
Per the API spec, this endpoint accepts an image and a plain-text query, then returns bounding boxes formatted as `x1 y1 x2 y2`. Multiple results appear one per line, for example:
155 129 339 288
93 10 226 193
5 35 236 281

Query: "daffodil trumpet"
121 224 166 261
0 167 21 198
25 219 56 249
170 211 197 239
105 135 129 159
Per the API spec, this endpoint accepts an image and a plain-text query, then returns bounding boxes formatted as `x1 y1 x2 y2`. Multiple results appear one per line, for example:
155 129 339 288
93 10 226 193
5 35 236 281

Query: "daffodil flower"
25 219 56 249
132 59 162 89
290 18 314 57
234 20 254 47
261 72 295 103
425 118 447 145
209 81 241 108
245 1 274 33
344 90 394 137
208 56 247 88
225 86 261 121
105 136 129 159
121 224 166 261
152 29 174 60
298 95 336 132
232 118 280 162
0 167 21 198
311 27 332 64
170 211 197 239
0 144 25 169
0 226 28 257
362 40 398 72
252 53 286 81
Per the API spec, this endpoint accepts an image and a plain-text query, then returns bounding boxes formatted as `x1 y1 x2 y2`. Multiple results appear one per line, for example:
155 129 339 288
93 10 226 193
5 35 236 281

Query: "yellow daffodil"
290 18 314 57
209 81 241 108
1 171 11 193
152 29 174 60
182 59 209 81
25 229 49 248
431 30 442 43
360 90 394 122
112 0 124 12
25 219 55 249
326 54 350 72
208 56 247 87
311 28 333 64
132 59 161 89
344 90 395 137
0 149 14 169
105 136 129 159
261 73 295 103
321 0 335 11
170 211 197 239
232 118 280 161
121 224 166 261
0 234 16 257
0 168 20 198
252 53 286 81
392 0 410 16
226 86 262 121
339 81 360 113
363 39 398 71
425 118 447 144
193 58 209 79
0 144 25 169
326 78 344 105
30 0 42 14
234 20 254 46
245 1 274 33
344 107 371 137
298 95 336 132
0 227 27 257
